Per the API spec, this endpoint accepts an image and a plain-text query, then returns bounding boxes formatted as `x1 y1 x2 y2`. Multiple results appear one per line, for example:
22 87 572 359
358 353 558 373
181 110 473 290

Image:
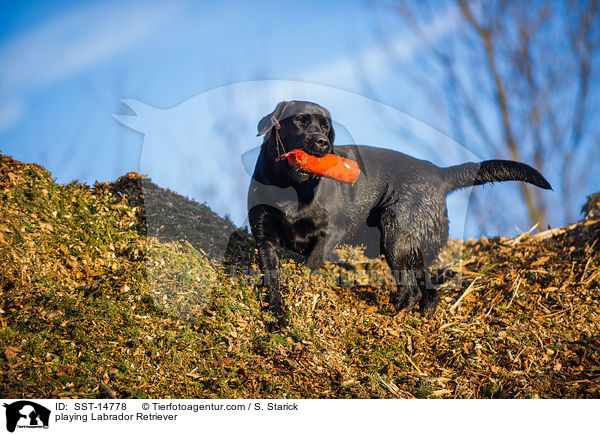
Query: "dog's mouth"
278 140 332 180
302 134 332 157
303 146 332 158
285 147 332 178
286 160 313 179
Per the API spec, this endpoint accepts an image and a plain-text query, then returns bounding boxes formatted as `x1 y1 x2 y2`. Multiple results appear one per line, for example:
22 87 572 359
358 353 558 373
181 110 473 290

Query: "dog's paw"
265 292 289 329
418 289 440 316
266 315 289 332
392 288 422 313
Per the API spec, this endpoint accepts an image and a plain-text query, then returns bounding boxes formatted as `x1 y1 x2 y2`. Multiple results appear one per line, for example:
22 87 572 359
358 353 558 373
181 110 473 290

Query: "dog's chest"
278 199 329 231
273 198 329 255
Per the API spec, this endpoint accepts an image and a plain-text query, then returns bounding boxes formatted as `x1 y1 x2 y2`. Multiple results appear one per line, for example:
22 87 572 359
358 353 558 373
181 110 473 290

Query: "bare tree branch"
372 0 600 235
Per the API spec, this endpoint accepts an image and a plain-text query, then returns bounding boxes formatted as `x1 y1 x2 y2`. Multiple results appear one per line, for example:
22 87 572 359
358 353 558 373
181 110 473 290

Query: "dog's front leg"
305 236 326 272
257 240 285 321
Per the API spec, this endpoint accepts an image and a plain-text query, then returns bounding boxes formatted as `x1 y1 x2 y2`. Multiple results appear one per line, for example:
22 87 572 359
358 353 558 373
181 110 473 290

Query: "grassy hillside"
1 153 599 398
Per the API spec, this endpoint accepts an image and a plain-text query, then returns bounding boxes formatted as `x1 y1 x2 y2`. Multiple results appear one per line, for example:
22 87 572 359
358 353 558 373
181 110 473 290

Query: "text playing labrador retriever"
248 101 551 325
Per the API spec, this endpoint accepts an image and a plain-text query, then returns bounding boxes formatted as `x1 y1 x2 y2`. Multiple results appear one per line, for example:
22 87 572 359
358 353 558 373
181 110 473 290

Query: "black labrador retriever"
248 101 551 324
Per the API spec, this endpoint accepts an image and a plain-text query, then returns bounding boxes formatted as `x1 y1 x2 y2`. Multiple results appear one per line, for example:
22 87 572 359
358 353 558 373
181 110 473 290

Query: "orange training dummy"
276 149 360 184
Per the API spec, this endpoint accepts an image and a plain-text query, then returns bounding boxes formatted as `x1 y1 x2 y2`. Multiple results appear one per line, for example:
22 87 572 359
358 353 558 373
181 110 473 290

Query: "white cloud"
1 0 184 90
0 0 186 133
300 5 459 87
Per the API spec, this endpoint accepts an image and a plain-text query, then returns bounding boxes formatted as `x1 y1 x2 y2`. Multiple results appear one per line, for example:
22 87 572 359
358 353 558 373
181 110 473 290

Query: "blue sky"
0 0 539 241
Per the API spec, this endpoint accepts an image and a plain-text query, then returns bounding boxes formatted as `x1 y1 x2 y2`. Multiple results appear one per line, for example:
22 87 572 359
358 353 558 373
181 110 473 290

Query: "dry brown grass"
1 153 598 398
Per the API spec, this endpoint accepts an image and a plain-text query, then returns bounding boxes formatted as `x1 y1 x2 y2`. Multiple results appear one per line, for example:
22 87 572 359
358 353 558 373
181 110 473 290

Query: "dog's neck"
254 143 320 202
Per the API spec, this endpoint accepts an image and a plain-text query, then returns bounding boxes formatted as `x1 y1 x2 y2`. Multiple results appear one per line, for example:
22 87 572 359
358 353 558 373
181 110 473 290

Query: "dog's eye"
320 124 329 132
295 116 308 126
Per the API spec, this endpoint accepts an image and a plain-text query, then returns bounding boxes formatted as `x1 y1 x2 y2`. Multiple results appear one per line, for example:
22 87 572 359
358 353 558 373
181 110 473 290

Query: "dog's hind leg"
378 210 425 312
419 270 440 316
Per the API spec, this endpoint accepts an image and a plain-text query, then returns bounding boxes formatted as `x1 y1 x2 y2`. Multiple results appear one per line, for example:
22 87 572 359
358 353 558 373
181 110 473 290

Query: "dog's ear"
257 101 289 136
327 115 335 145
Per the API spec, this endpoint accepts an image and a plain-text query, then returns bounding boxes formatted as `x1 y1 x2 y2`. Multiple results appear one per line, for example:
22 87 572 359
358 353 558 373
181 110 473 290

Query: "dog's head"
257 101 335 177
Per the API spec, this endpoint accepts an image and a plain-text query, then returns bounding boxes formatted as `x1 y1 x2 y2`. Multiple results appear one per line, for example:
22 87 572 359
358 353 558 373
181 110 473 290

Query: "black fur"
248 101 551 325
444 160 551 193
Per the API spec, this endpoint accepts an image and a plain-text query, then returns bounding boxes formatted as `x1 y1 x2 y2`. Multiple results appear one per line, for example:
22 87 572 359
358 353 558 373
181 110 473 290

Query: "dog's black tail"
443 160 552 194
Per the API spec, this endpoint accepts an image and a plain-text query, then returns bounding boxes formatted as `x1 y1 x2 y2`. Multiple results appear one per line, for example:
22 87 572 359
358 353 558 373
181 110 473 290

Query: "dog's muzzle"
305 134 331 157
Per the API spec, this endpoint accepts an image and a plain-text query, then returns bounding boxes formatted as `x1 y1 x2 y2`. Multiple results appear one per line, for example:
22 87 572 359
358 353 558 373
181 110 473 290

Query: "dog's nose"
316 137 328 147
315 137 330 153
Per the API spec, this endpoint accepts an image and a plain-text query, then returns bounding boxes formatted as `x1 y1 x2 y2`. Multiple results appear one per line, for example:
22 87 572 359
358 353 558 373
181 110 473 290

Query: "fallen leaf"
4 346 21 361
